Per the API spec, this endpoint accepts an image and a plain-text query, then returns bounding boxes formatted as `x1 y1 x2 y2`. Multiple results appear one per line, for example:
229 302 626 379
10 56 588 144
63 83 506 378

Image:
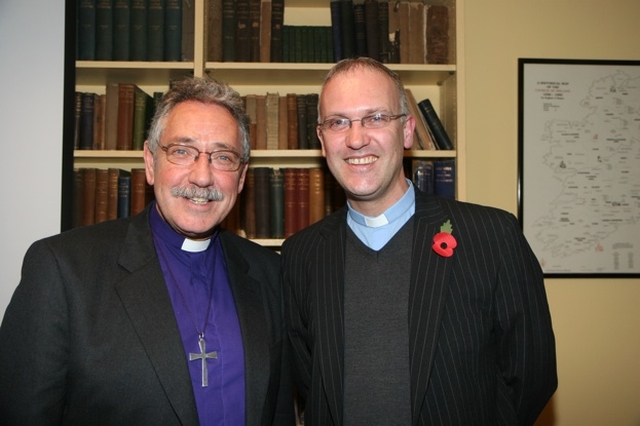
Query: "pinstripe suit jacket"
282 191 557 426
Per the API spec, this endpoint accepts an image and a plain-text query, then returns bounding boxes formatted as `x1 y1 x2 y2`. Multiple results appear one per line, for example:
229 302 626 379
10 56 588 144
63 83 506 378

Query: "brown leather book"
106 168 120 220
426 4 449 64
397 1 410 64
286 93 298 149
117 83 136 150
283 168 297 237
278 95 288 149
296 168 310 233
255 94 267 150
266 92 279 149
206 0 223 61
405 88 436 150
104 83 120 150
259 0 272 62
81 168 97 226
408 2 425 64
308 167 325 225
93 94 106 150
94 168 109 224
130 168 148 216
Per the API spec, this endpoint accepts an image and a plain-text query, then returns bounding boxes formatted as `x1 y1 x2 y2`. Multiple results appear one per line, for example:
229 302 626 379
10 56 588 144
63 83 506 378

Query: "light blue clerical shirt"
347 179 416 251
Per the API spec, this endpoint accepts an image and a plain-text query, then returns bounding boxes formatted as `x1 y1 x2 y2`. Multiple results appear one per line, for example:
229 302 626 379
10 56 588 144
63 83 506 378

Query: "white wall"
0 0 65 318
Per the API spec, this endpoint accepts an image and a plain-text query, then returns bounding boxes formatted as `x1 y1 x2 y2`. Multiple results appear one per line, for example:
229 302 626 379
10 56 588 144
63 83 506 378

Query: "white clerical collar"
181 238 211 252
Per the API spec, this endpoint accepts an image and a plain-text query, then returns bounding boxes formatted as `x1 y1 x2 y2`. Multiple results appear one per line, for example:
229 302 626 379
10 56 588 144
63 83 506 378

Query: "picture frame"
517 58 640 277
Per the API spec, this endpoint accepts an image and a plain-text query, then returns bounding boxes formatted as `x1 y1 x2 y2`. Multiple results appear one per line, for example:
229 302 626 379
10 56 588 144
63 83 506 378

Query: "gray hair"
319 57 410 119
147 76 251 163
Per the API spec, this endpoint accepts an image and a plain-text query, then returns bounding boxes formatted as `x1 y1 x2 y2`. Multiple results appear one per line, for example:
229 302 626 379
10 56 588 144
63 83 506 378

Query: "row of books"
410 159 456 200
77 0 191 62
73 168 153 228
74 84 159 151
330 0 450 64
73 160 456 235
74 83 454 152
207 0 285 63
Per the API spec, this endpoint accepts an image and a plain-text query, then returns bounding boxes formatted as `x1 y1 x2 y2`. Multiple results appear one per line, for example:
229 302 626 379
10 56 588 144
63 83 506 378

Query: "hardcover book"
417 98 454 150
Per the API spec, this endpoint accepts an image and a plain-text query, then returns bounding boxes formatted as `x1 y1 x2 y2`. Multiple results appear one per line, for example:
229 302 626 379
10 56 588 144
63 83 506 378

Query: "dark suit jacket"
0 206 293 426
282 192 557 426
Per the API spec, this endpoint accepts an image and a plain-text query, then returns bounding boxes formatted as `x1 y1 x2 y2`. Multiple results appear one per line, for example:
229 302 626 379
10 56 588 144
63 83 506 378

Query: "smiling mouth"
189 197 210 204
346 156 378 165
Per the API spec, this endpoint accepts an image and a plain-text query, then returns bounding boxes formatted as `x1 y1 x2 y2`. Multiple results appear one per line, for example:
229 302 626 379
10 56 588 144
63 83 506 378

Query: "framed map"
518 59 640 277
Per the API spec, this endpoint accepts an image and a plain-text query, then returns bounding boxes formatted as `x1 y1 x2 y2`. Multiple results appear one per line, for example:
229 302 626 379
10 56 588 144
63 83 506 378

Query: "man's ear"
143 141 155 185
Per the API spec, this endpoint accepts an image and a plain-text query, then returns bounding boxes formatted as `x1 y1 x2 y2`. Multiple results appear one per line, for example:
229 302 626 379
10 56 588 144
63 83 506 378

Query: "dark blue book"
412 159 434 195
434 160 455 199
117 170 132 218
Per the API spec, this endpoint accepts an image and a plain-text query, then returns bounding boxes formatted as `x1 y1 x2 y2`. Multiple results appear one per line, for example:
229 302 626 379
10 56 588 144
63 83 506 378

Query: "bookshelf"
69 0 466 246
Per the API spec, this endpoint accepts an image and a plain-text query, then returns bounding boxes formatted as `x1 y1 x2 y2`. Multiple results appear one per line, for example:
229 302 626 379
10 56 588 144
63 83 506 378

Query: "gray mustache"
171 186 224 201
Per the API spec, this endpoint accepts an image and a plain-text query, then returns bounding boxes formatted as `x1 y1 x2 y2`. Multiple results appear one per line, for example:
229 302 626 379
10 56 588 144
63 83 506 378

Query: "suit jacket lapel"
219 233 270 426
408 194 455 425
114 209 200 425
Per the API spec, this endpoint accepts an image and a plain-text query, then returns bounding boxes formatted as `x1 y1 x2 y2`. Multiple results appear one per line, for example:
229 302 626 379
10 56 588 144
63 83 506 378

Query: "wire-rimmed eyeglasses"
158 143 244 172
318 113 406 133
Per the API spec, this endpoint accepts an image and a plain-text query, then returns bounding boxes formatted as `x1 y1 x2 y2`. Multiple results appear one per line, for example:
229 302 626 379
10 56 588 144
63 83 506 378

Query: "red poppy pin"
432 220 457 258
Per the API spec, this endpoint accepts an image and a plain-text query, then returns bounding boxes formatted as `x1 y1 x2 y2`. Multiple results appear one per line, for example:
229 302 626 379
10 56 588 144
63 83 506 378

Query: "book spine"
95 169 109 223
417 98 454 150
79 93 95 150
78 0 97 60
278 95 288 149
242 167 256 238
130 168 148 216
95 0 114 60
107 168 120 220
269 168 284 238
147 0 165 61
93 94 106 150
181 0 194 61
113 0 131 60
259 0 272 63
295 168 310 234
426 4 449 64
221 0 236 61
235 0 251 62
433 160 455 199
329 0 343 62
255 94 267 150
253 167 271 238
364 0 380 61
117 170 131 218
283 168 296 237
306 94 320 149
270 0 284 62
82 168 97 226
249 0 261 62
296 94 308 149
266 92 279 149
206 0 223 61
286 93 299 149
164 0 182 61
117 84 136 150
308 168 325 225
411 159 434 195
340 0 355 58
353 3 366 57
132 87 151 150
130 0 148 60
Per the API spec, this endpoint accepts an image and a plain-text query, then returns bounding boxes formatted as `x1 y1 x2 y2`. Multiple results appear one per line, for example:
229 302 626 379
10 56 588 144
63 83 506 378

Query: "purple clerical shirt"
150 205 246 425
